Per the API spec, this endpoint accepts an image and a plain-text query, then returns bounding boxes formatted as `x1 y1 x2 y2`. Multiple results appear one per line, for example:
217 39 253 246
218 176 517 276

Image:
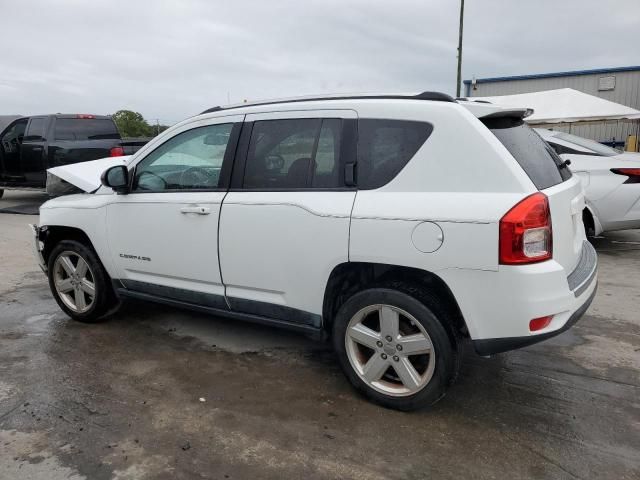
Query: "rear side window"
243 118 342 189
484 118 571 190
55 118 120 141
357 119 433 189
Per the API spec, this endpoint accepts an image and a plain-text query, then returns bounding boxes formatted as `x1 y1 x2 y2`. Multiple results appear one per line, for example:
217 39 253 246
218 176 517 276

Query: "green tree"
112 110 153 138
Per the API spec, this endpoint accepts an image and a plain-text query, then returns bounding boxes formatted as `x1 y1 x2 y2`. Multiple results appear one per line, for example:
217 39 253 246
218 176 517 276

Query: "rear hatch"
484 116 585 273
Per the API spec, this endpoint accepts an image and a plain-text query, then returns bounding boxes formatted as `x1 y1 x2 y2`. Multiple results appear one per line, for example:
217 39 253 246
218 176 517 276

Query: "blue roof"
463 66 640 85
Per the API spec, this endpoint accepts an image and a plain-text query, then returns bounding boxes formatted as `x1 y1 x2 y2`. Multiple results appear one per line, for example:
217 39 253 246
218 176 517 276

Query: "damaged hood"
48 156 131 193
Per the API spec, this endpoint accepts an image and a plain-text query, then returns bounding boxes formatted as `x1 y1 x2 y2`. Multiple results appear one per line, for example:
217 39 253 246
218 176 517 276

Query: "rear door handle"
180 205 210 215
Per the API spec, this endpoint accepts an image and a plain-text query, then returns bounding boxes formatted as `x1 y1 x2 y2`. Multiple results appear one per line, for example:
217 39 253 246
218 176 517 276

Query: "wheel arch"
322 262 468 340
39 225 95 264
583 204 603 236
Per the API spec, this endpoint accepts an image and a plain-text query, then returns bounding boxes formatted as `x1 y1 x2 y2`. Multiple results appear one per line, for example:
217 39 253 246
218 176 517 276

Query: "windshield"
555 132 621 156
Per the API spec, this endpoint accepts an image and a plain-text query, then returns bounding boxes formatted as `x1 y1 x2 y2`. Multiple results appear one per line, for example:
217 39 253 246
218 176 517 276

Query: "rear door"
219 110 357 326
485 118 585 272
21 116 48 185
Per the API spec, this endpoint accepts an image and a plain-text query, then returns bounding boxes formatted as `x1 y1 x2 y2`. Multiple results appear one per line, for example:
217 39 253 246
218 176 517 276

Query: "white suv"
32 92 597 410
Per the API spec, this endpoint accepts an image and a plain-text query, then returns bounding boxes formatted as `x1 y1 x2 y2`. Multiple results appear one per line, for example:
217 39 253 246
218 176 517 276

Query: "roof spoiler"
478 108 534 120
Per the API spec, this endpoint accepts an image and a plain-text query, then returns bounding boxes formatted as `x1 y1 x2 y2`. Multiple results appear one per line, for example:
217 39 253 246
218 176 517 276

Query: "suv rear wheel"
333 288 456 411
47 240 118 322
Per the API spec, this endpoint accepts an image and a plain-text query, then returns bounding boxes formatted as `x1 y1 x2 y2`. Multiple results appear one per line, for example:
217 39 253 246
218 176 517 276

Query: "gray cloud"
1 0 637 124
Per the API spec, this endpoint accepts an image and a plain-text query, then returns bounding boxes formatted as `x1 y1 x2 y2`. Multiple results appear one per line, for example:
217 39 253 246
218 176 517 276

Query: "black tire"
332 287 457 411
47 239 118 323
0 189 4 199
583 209 596 238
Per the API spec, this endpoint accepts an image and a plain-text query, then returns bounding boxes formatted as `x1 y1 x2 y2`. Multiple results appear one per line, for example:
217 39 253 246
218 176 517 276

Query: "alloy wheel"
345 304 436 397
53 251 96 313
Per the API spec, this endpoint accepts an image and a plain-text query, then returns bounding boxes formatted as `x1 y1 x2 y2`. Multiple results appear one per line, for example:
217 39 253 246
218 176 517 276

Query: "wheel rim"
53 251 96 314
344 304 436 397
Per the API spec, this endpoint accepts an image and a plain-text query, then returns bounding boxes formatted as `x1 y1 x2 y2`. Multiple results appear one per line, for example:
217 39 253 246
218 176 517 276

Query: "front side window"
1 120 28 150
25 117 46 141
357 119 433 189
243 118 342 189
133 123 233 191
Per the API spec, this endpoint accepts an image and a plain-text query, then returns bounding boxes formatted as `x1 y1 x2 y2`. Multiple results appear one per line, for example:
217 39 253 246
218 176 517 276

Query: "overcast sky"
1 0 638 124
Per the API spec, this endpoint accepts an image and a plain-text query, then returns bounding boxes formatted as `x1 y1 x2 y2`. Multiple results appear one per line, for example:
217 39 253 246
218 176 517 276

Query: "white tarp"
471 88 640 124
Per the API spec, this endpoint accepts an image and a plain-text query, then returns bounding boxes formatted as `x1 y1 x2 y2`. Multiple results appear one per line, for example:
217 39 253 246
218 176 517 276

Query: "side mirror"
101 165 129 194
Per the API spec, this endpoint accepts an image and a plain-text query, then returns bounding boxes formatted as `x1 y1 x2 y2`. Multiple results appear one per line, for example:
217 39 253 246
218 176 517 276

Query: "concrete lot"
0 190 638 479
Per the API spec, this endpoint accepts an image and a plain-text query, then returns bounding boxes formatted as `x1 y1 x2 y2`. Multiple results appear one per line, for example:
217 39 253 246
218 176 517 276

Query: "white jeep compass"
31 92 597 410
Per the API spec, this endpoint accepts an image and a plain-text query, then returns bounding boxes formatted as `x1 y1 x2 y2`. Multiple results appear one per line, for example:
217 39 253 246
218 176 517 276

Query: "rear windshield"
55 118 121 141
555 131 621 156
484 117 571 190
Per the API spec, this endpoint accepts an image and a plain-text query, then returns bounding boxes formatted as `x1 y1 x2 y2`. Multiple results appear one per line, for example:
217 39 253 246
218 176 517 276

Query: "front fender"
39 196 117 277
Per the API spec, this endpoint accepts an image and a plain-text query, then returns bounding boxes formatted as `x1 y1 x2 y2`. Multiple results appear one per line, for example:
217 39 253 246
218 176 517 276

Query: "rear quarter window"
357 119 433 189
55 118 121 141
484 117 571 190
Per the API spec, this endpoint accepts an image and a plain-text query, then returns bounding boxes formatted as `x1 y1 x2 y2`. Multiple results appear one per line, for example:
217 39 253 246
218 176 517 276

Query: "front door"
106 115 243 308
21 116 48 185
219 110 357 326
0 118 28 180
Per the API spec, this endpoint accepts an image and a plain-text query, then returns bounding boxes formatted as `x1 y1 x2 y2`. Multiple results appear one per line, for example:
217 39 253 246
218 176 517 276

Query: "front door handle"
180 205 210 215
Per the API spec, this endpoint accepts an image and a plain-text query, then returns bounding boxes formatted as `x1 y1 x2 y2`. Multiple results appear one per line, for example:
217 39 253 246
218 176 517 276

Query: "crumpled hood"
47 156 131 193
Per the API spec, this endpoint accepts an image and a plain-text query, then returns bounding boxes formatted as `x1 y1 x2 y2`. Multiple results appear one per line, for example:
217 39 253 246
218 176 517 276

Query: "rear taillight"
611 168 640 184
499 192 552 265
110 146 125 157
76 114 95 119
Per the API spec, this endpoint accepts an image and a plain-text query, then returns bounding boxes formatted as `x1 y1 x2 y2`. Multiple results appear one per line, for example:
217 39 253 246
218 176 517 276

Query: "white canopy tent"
471 88 640 124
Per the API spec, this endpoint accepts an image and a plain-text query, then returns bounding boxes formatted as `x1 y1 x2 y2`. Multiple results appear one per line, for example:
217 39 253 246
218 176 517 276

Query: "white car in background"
536 128 640 236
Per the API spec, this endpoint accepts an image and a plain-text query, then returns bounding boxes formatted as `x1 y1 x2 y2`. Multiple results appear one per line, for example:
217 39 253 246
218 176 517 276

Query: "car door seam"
348 191 358 262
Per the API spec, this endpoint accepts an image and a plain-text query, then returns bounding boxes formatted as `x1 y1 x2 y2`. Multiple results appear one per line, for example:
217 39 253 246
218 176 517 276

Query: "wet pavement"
0 191 639 479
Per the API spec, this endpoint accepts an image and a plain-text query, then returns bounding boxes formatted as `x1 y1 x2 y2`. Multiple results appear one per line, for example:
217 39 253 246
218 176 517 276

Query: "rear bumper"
439 241 598 356
471 241 597 355
472 283 597 356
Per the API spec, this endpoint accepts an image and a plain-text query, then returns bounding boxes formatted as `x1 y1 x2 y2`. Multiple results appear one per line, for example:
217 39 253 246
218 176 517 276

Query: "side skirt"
115 287 325 340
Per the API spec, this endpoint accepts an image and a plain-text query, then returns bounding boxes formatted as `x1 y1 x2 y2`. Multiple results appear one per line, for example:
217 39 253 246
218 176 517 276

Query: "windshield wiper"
558 159 572 170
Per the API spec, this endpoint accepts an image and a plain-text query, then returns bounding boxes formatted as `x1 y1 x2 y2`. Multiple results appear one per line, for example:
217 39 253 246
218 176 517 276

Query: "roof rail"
456 97 493 104
201 91 455 114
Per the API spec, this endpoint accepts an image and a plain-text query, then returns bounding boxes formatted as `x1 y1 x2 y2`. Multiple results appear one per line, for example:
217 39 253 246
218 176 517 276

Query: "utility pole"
456 0 465 97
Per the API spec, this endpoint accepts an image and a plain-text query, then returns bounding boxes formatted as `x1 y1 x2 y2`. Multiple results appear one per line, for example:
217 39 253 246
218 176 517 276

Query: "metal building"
464 66 640 147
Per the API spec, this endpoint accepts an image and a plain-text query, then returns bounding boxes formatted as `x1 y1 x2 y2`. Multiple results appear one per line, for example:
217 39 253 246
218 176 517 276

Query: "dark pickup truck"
0 114 148 197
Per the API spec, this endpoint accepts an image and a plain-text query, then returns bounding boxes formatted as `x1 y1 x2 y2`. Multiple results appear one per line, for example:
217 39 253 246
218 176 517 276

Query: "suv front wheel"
333 288 456 411
47 240 118 322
